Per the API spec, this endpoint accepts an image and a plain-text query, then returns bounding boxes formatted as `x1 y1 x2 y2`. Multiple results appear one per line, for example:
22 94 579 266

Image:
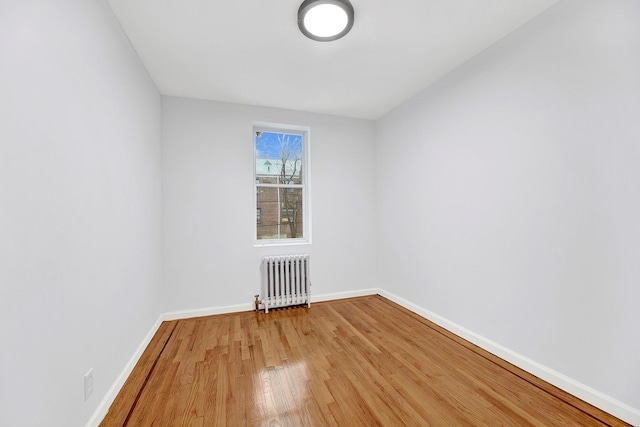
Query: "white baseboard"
160 289 380 321
161 302 254 321
157 289 382 322
312 288 379 303
377 288 640 426
85 316 164 427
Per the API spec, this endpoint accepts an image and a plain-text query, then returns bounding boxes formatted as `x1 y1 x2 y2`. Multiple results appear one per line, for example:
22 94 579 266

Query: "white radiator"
261 254 311 313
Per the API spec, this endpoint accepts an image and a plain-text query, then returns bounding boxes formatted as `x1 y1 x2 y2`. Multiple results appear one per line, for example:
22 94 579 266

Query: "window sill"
254 239 311 248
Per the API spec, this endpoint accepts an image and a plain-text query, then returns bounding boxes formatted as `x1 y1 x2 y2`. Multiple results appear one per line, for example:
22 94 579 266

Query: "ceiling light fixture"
298 0 354 42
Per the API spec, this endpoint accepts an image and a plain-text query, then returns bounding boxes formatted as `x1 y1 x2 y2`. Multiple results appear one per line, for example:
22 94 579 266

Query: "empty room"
1 0 639 426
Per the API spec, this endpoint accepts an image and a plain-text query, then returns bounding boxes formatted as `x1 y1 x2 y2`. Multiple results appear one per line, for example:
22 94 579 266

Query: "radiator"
261 254 311 313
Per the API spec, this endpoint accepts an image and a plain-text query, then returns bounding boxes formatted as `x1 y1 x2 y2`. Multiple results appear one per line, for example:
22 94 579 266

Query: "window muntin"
254 124 310 244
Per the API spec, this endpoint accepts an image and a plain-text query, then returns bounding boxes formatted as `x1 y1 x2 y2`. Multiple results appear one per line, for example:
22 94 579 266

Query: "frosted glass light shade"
304 4 348 37
298 0 354 42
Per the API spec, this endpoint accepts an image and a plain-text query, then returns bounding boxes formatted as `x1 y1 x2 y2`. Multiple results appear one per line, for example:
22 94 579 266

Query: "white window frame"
253 122 311 247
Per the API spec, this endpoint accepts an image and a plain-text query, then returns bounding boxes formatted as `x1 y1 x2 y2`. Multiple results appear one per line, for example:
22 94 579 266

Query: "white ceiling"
107 0 560 120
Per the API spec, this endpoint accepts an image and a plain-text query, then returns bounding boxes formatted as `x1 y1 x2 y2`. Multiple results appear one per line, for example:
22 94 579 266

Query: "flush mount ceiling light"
298 0 355 42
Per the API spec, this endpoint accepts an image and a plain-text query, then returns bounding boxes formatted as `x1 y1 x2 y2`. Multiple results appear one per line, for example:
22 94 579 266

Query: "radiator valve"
254 294 262 312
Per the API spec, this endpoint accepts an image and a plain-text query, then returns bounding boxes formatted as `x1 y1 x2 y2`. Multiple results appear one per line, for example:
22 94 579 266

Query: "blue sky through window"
256 131 302 160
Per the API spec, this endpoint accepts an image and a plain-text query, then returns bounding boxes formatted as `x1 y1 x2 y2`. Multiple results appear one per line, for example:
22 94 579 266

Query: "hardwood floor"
100 296 629 426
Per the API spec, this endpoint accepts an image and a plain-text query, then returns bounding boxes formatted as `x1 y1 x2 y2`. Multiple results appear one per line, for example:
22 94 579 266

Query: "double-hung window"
254 123 310 245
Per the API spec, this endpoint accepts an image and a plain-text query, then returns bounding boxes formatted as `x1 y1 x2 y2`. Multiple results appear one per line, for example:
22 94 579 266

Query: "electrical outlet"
84 369 94 401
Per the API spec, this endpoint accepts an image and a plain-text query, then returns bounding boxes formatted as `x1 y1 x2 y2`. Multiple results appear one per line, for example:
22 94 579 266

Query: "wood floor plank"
100 296 630 426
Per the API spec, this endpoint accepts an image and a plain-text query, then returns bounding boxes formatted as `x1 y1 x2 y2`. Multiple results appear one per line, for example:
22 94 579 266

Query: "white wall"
162 97 377 312
0 1 162 426
376 0 640 418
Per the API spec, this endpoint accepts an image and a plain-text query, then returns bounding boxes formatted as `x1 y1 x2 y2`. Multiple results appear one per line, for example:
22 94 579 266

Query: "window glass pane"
256 187 279 240
255 131 303 185
255 187 304 240
279 188 303 239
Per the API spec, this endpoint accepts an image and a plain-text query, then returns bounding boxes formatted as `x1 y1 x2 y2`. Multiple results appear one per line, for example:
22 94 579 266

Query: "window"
254 123 310 244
